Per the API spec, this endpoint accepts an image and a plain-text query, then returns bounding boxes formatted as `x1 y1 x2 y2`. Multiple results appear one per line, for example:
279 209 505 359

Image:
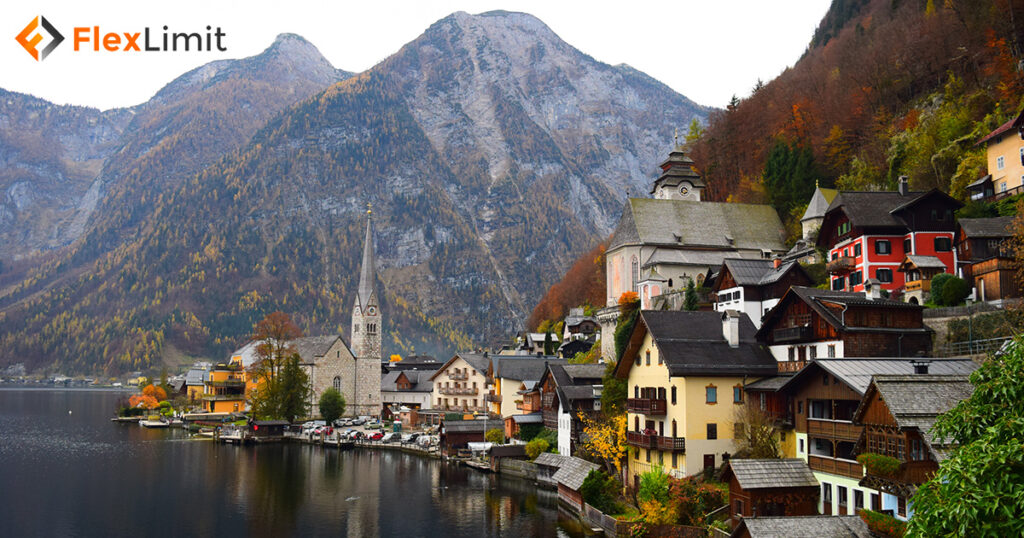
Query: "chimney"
910 359 931 375
773 257 781 269
898 175 909 196
722 310 740 348
864 278 882 300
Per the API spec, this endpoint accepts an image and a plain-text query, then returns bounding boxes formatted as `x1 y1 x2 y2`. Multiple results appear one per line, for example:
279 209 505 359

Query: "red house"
817 178 962 294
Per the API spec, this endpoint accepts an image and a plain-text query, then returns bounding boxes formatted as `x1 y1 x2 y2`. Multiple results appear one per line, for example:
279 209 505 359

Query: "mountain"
0 11 708 374
0 34 349 263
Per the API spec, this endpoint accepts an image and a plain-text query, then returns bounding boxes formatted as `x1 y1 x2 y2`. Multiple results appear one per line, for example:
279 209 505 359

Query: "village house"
817 178 962 294
488 355 563 417
517 332 560 355
184 364 209 403
201 360 248 414
730 515 870 538
721 458 820 529
956 216 1021 302
538 363 604 456
711 258 814 328
561 307 600 341
754 286 933 371
429 353 491 414
783 184 839 264
439 419 489 458
853 374 975 521
598 144 787 359
967 107 1024 200
380 369 436 410
775 358 977 517
615 310 777 486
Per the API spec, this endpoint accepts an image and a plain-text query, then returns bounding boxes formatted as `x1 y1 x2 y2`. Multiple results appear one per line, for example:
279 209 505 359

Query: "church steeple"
356 206 376 310
650 138 705 201
351 206 382 365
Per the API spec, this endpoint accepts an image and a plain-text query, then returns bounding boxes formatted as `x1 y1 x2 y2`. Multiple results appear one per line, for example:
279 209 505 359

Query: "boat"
140 416 169 428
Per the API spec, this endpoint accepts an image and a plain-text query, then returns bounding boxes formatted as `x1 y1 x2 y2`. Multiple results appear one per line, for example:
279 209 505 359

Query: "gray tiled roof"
744 375 793 391
609 198 786 253
510 413 543 424
641 248 737 269
782 359 978 395
562 364 606 381
291 336 342 362
903 254 947 269
442 420 490 433
721 258 803 287
552 456 600 490
734 515 870 538
533 452 568 469
495 357 567 382
800 187 839 222
725 459 818 489
638 310 777 377
184 368 207 386
381 369 436 392
959 216 1014 238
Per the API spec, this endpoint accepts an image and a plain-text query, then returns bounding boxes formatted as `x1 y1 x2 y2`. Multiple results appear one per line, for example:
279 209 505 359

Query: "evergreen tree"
683 279 698 311
763 140 819 218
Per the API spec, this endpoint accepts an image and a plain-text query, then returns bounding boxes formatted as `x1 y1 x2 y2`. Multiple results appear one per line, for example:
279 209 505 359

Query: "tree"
247 312 310 421
578 411 627 475
525 438 550 460
543 332 557 356
485 428 505 444
319 388 345 424
276 354 311 423
938 276 970 306
683 279 698 311
250 311 303 381
733 403 781 459
906 338 1024 537
581 469 621 514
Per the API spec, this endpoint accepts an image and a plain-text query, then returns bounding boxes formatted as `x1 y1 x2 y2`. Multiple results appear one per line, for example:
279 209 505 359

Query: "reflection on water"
0 388 584 537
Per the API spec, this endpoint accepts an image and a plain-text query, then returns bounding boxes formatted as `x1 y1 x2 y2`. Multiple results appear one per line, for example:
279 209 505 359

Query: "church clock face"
679 186 689 195
368 306 376 316
354 307 360 315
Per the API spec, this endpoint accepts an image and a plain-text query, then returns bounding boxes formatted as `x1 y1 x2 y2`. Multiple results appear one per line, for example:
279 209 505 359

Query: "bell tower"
350 206 382 415
650 135 705 201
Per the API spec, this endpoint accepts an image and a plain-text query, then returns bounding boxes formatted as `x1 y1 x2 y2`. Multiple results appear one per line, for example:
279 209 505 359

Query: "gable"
853 386 898 428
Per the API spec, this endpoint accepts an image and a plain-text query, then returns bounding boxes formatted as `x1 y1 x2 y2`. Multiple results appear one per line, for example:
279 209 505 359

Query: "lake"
0 388 587 537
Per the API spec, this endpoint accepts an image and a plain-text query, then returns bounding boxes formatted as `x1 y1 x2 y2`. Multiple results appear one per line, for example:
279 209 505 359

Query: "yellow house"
972 109 1024 200
614 310 777 487
490 356 566 417
202 358 248 414
428 353 491 413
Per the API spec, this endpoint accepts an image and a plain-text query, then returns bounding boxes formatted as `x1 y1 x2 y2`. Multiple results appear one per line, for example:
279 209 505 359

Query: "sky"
1 1 832 111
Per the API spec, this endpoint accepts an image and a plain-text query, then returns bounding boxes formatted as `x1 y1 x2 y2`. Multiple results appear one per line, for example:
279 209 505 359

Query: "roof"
542 363 604 408
756 287 929 340
901 255 947 270
608 198 786 253
534 452 569 469
563 309 598 328
562 364 606 381
230 335 348 367
959 216 1014 238
252 420 290 426
817 189 963 246
780 358 978 395
509 413 543 424
495 357 567 382
743 375 792 391
650 147 705 193
719 258 806 288
732 516 870 538
641 247 738 269
184 368 208 386
976 109 1024 145
381 369 436 392
856 375 975 460
442 420 490 433
617 310 778 378
552 456 600 490
723 459 818 489
430 353 493 381
356 214 376 309
801 186 839 222
965 174 993 189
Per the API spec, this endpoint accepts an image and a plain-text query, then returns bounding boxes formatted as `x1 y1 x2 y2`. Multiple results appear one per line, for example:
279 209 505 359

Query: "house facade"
755 287 933 371
957 216 1021 302
721 458 820 529
381 369 436 409
969 108 1024 200
429 354 491 414
711 258 813 328
539 363 604 456
817 179 962 294
489 355 563 417
615 310 777 485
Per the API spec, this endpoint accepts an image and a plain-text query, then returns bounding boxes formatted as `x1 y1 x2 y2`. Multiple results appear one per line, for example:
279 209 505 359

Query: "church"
229 209 383 417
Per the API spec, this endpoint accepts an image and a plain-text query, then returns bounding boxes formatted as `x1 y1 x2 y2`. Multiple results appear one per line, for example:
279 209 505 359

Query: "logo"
16 16 64 61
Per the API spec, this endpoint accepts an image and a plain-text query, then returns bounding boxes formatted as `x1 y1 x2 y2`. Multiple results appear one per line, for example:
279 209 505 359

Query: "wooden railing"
626 398 667 415
774 325 812 343
448 371 469 380
484 393 501 403
439 386 478 395
777 360 807 373
905 279 930 292
807 419 862 441
626 431 685 452
808 454 862 479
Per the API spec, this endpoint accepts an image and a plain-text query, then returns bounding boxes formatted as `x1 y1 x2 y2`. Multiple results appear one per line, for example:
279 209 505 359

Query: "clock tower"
350 207 382 415
650 141 705 201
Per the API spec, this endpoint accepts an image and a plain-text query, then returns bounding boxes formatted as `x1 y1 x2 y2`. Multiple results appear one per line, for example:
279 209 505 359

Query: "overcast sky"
2 0 831 111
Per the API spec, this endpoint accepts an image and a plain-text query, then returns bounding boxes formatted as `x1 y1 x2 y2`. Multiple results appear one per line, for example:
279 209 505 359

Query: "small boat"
140 417 169 428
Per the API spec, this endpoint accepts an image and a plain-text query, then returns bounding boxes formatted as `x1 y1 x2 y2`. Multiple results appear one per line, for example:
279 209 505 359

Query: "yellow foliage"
579 412 627 474
639 499 677 525
389 354 402 362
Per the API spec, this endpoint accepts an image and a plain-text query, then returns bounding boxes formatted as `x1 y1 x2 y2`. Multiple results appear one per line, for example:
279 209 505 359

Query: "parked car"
332 418 348 427
400 433 420 444
365 420 383 430
312 426 333 436
381 432 398 443
348 430 364 440
367 431 384 441
350 418 365 426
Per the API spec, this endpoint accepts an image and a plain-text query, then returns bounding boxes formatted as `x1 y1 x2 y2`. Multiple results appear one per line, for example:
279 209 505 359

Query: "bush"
860 509 906 537
929 273 954 305
318 388 345 425
637 468 670 505
669 477 727 527
947 310 1024 342
581 469 620 514
938 276 970 306
485 428 504 444
856 453 901 477
525 438 549 460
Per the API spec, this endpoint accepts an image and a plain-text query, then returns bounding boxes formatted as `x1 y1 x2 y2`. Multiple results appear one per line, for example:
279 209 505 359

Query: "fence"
938 336 1013 357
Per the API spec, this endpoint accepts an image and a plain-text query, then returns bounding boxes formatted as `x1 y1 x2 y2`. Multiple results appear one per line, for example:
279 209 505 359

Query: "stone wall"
498 459 537 480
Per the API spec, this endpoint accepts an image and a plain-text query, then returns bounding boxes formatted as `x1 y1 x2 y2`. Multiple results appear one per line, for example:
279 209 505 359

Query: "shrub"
938 276 970 306
318 388 345 425
525 438 549 460
668 476 728 526
856 453 901 477
929 273 954 305
860 509 906 537
485 428 504 444
581 469 620 514
637 468 670 505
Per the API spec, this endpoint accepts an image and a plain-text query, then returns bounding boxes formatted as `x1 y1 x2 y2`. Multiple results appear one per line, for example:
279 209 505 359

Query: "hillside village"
51 115 1023 538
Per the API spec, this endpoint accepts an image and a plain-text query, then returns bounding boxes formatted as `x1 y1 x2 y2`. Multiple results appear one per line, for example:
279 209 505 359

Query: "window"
1001 181 1008 193
828 344 836 358
911 439 922 460
822 483 832 504
854 490 864 512
997 155 1005 169
875 240 891 255
877 268 893 283
707 423 718 439
823 373 830 386
799 438 805 453
1020 147 1024 165
735 499 744 515
838 486 848 510
798 401 803 414
333 376 341 391
631 256 639 291
788 347 795 360
657 351 663 365
832 277 845 291
934 237 952 252
903 238 911 254
645 350 650 366
645 448 650 463
897 496 907 518
671 386 677 405
809 346 818 360
733 386 743 403
831 252 839 261
759 393 766 410
854 243 862 257
354 325 359 333
672 452 678 468
706 386 717 404
838 222 851 236
634 386 639 398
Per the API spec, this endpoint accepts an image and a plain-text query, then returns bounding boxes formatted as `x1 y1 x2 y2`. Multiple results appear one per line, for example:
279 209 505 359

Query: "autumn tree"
528 241 607 330
578 411 627 476
247 311 310 421
732 403 782 459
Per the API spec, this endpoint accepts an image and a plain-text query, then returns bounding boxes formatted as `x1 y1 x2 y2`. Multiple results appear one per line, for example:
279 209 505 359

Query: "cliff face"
0 12 708 373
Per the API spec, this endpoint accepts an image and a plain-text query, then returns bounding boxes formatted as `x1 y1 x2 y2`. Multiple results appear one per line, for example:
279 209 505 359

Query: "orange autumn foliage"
129 394 159 409
527 240 607 330
142 384 167 401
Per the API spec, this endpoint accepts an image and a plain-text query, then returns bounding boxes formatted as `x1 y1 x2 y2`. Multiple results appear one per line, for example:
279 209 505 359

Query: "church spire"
356 205 375 309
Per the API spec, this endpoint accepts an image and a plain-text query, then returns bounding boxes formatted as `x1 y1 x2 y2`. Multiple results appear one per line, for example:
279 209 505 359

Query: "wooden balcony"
861 460 938 496
807 419 862 441
905 279 930 292
808 454 863 479
626 431 685 452
448 371 469 380
773 325 812 343
626 397 667 415
827 256 856 274
484 393 501 403
777 360 807 373
207 379 245 388
438 386 478 396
